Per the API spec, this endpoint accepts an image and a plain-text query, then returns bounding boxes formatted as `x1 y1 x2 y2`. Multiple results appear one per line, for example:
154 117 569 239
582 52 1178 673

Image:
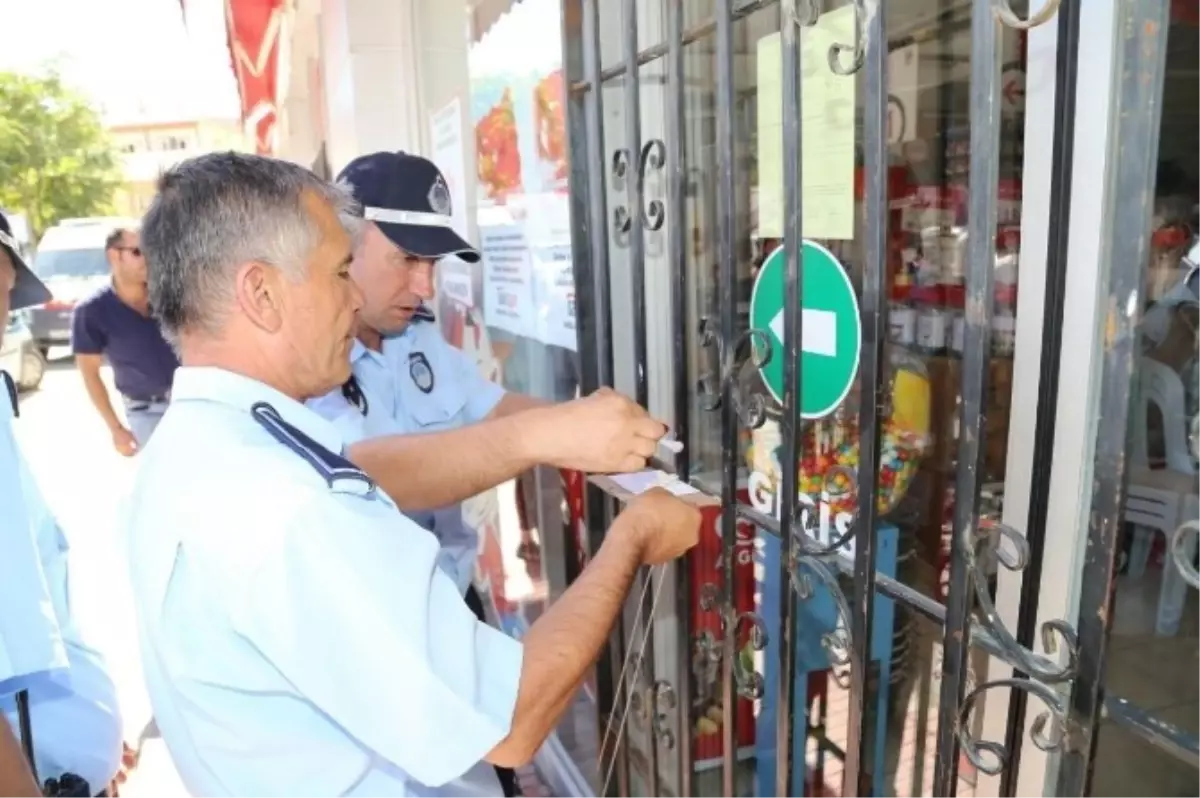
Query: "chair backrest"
1131 357 1194 473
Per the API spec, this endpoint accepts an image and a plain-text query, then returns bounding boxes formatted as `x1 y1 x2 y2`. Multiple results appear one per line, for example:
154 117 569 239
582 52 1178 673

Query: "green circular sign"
749 240 861 419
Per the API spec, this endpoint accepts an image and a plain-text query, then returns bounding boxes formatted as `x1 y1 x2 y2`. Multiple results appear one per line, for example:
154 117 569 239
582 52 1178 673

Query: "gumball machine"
745 346 932 526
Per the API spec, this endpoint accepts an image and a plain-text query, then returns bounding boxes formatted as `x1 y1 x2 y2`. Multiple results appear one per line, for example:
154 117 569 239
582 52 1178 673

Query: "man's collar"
171 367 345 454
350 338 391 366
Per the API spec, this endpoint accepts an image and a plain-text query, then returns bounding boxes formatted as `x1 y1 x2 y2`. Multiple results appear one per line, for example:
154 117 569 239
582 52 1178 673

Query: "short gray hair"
334 178 366 247
141 151 355 346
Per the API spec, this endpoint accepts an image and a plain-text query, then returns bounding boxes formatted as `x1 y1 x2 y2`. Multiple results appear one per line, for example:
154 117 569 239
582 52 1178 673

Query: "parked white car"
1 311 48 392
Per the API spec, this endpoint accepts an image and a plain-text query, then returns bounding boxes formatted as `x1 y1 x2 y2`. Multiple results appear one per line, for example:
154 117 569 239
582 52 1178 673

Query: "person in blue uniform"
306 150 550 797
0 210 125 796
128 151 699 797
307 153 547 582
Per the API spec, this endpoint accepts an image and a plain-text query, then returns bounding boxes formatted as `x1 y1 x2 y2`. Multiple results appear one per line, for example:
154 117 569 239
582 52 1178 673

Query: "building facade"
107 115 253 217
224 0 1199 794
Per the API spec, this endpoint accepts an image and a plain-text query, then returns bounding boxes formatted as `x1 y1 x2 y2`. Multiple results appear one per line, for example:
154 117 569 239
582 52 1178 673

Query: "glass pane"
700 0 1034 795
1088 10 1199 796
598 0 670 70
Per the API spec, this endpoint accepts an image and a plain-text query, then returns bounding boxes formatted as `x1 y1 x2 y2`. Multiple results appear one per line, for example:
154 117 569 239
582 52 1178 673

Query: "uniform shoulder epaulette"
1 371 18 418
250 401 374 495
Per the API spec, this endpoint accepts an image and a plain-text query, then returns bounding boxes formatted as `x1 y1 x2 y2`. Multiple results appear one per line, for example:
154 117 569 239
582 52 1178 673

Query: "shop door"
558 0 1198 795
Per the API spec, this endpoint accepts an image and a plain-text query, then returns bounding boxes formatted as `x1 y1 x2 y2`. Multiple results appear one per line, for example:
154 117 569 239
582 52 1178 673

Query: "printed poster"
429 98 471 237
480 223 539 339
756 4 857 241
470 0 576 351
531 244 576 350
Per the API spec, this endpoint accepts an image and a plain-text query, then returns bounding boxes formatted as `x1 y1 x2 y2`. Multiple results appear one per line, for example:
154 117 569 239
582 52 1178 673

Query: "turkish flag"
224 0 284 154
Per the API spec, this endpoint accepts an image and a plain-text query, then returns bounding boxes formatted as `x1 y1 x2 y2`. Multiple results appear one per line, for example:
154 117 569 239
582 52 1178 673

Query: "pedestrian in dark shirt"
71 227 179 456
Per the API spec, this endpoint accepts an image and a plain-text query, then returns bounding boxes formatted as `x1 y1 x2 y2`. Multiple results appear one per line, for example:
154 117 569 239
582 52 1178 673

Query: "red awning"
223 0 285 155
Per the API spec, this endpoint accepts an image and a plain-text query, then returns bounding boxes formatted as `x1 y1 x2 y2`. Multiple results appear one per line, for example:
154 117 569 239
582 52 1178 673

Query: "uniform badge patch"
428 176 452 217
409 352 435 393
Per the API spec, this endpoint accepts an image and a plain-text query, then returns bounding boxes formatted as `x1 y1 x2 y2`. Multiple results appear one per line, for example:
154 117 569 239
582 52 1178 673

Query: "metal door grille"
557 0 1199 794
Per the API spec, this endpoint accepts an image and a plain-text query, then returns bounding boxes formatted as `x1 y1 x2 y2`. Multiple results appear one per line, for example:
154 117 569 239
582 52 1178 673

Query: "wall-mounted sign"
749 241 862 419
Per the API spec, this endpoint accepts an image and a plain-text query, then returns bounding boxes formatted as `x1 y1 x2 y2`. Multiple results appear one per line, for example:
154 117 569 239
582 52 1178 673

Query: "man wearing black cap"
1 209 126 796
306 152 557 796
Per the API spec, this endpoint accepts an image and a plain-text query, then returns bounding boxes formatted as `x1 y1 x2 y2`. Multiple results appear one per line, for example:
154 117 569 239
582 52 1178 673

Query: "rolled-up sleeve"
231 495 523 787
0 423 69 697
439 338 505 423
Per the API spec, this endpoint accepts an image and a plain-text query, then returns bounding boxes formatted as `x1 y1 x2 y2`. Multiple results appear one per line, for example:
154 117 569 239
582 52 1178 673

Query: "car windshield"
34 248 109 279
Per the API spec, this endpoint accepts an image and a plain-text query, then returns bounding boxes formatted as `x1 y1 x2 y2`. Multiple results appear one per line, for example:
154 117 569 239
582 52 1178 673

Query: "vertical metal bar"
578 1 624 794
1056 0 1170 791
714 0 739 793
665 0 693 792
620 2 658 795
582 0 612 391
774 1 803 794
1000 1 1081 793
932 0 1003 793
624 0 649 410
844 0 888 793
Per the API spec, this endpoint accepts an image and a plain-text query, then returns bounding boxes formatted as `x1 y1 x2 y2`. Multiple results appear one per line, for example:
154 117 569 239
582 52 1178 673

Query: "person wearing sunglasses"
71 227 180 456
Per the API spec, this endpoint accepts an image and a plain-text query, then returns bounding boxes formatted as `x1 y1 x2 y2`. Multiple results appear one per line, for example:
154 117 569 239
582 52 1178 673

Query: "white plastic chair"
1125 358 1198 636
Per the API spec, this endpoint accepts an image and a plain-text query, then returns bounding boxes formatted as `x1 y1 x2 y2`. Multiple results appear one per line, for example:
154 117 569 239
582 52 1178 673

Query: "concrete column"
319 0 425 174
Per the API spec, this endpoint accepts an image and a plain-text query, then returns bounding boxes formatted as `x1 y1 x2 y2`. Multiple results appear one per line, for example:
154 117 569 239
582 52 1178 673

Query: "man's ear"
233 261 285 333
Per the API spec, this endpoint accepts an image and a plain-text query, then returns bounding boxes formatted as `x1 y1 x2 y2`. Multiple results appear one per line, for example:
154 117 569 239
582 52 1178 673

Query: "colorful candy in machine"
747 348 932 518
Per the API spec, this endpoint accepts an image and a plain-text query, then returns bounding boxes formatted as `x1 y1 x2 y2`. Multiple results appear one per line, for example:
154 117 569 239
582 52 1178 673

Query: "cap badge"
428 176 452 217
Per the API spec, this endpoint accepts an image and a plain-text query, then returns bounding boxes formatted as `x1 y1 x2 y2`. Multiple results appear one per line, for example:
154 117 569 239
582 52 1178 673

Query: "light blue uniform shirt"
0 374 123 791
308 319 506 595
125 366 522 797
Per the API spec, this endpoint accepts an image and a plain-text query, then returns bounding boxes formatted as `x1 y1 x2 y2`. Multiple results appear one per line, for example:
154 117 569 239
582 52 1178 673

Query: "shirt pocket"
399 357 469 430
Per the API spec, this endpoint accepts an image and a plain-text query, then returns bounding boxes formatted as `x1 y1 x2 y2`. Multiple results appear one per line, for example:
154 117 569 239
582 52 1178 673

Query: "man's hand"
111 426 138 457
525 388 667 474
620 488 702 565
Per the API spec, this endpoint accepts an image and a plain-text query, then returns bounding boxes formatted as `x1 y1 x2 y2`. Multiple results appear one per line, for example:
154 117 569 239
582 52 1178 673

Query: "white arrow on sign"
769 308 838 357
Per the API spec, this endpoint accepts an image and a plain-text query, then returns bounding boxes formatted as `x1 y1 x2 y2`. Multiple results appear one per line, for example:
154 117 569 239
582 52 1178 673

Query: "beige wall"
415 0 477 239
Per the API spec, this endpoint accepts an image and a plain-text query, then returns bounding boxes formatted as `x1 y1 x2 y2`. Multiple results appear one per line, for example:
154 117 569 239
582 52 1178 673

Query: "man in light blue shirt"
0 210 124 796
129 152 699 797
305 153 548 796
308 153 547 603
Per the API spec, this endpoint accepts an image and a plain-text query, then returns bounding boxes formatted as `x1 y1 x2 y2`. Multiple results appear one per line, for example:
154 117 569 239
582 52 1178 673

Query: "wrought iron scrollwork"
787 547 854 688
696 317 723 412
698 583 769 699
611 149 633 235
651 680 677 750
956 677 1068 776
827 0 866 76
696 316 776 430
609 142 668 238
967 522 1080 683
638 139 667 231
1171 520 1200 590
992 0 1061 30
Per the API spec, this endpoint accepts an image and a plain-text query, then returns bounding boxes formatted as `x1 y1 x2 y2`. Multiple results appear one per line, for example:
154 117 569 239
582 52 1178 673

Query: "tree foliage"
0 70 122 240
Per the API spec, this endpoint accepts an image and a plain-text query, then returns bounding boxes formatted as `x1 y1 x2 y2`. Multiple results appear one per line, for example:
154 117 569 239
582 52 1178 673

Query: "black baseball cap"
337 151 480 263
0 210 50 311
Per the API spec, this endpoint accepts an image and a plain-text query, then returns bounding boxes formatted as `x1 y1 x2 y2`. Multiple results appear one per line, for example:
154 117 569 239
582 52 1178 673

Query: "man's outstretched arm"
348 388 665 512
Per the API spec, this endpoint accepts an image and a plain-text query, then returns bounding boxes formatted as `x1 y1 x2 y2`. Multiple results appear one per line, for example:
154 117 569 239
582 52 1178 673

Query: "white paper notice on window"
609 470 699 497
